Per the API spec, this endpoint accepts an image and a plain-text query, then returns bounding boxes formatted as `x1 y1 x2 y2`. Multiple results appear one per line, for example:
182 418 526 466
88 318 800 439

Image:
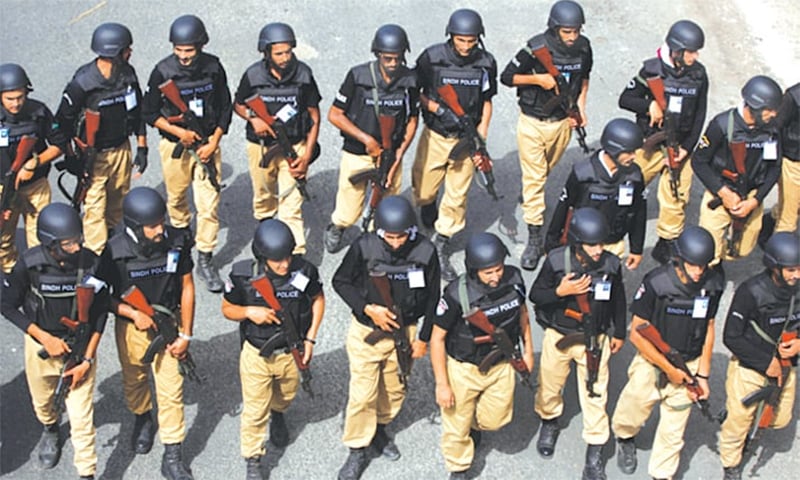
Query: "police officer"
0 63 67 273
619 20 709 264
55 22 148 255
1 203 110 479
545 118 646 270
324 24 419 253
530 208 625 480
770 83 800 233
500 0 593 270
142 14 233 292
412 9 498 281
333 196 440 479
719 232 800 480
611 226 725 479
693 75 783 264
101 187 195 480
221 218 324 480
233 22 321 254
430 232 533 480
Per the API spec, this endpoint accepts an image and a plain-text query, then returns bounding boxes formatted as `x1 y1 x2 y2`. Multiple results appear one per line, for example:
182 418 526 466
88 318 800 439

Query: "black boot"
469 429 482 449
245 456 263 480
371 423 400 461
582 444 606 480
449 471 469 480
338 447 370 480
132 410 155 454
197 251 223 293
161 443 193 480
38 423 61 469
269 411 289 448
324 223 345 254
521 224 544 270
651 237 675 265
723 465 742 480
420 203 438 229
616 437 637 475
79 476 95 480
536 418 560 458
432 233 457 282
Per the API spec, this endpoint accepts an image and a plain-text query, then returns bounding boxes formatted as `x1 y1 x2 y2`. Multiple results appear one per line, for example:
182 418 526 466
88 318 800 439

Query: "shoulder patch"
634 283 646 300
224 279 233 294
436 297 449 316
698 135 710 149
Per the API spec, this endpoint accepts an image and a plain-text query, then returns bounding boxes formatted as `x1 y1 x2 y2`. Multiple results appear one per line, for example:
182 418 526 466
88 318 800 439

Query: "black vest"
0 99 53 184
709 108 779 191
636 57 707 140
781 84 800 161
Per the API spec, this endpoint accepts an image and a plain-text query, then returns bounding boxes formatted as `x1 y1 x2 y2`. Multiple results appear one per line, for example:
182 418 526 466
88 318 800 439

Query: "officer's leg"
159 139 193 230
720 358 768 467
648 372 695 479
535 328 575 420
193 147 221 254
104 141 133 236
441 357 481 473
698 190 731 266
246 140 279 221
24 335 61 426
411 128 448 210
270 351 300 413
611 354 661 439
240 341 275 459
435 144 474 238
152 347 185 445
0 199 22 273
519 116 570 226
20 176 51 249
276 142 307 255
729 192 763 260
330 152 374 229
63 355 98 477
375 325 416 425
772 368 796 429
82 150 112 255
342 318 383 448
474 362 515 431
774 158 800 233
115 319 154 415
633 147 664 186
655 158 693 241
573 335 612 445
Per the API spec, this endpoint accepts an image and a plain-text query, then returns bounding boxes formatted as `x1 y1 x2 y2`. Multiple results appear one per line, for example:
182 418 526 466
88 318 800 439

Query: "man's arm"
544 171 578 250
519 304 534 371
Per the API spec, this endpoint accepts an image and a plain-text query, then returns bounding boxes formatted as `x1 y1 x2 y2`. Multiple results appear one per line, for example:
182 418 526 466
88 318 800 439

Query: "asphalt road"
1 1 798 479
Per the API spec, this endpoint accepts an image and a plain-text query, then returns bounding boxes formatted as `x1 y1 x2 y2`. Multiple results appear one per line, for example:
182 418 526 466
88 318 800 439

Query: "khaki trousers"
239 340 299 458
772 158 800 233
159 139 221 253
634 148 694 240
698 190 763 265
330 150 401 230
115 319 185 444
440 355 514 472
0 176 50 273
83 141 132 254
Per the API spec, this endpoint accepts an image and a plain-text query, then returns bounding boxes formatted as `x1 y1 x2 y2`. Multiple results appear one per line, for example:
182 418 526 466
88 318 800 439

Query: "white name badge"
276 104 298 123
408 269 426 289
290 271 310 292
166 249 180 273
594 280 612 301
763 140 778 161
618 183 634 206
124 87 137 111
667 95 683 114
82 275 107 293
0 129 9 147
189 98 204 118
481 70 491 92
693 296 710 319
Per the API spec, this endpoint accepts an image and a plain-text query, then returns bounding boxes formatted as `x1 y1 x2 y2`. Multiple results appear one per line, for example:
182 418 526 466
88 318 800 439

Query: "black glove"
133 146 148 174
56 154 84 176
435 106 461 131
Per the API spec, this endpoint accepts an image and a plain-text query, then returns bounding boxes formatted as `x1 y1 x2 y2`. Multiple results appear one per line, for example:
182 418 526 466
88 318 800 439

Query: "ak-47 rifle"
120 285 203 383
347 115 398 230
250 274 315 397
555 292 601 397
530 46 589 154
436 83 500 201
363 272 414 389
707 141 749 257
57 109 100 211
244 94 312 200
0 135 37 229
159 79 223 193
642 76 681 200
463 306 532 389
558 207 574 247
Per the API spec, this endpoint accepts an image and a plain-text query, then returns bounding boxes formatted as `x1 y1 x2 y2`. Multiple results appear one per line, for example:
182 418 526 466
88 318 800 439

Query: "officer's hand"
537 73 558 92
695 377 710 401
778 337 800 358
179 128 202 147
60 154 84 176
625 254 642 271
666 366 692 386
555 273 592 297
133 146 148 177
1 209 11 222
288 151 310 179
167 337 189 360
364 304 400 331
435 382 455 409
15 159 36 188
195 140 218 162
42 332 71 358
385 152 403 188
730 198 758 219
247 306 281 325
132 310 157 332
472 153 492 172
609 337 625 355
302 340 314 365
717 186 741 212
411 339 427 359
364 136 382 158
524 351 535 373
64 360 91 389
765 356 782 378
648 100 664 128
250 116 276 138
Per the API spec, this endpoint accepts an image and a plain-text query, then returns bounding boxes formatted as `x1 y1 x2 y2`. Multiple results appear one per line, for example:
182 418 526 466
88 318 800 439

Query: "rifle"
57 109 100 211
706 141 748 257
244 94 311 200
643 77 681 200
347 115 397 230
363 272 414 388
250 274 314 398
636 322 721 423
463 306 532 389
159 79 223 193
120 285 203 383
436 84 500 201
554 292 601 397
530 46 589 154
558 206 574 247
0 135 37 229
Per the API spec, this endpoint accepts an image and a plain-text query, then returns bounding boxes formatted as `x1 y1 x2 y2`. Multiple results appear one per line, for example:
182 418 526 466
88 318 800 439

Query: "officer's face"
680 50 699 66
616 151 636 168
378 53 402 76
781 266 800 286
121 47 132 63
683 261 707 283
582 243 604 262
382 231 409 251
142 221 165 242
451 35 478 57
1 89 27 114
759 108 778 125
173 45 199 66
477 263 504 288
269 43 294 71
557 27 580 47
58 237 82 254
266 257 291 276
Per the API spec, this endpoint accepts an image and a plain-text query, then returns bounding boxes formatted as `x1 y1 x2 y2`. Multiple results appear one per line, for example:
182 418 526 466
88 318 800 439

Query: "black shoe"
245 457 263 480
536 418 560 458
616 437 637 475
338 448 370 480
38 423 61 469
197 252 223 293
432 233 457 282
651 237 674 265
269 411 289 448
469 429 482 449
161 443 194 480
521 224 544 270
723 465 742 480
79 476 95 480
132 410 155 454
324 223 345 254
420 203 438 229
449 471 469 480
371 424 400 461
582 444 606 480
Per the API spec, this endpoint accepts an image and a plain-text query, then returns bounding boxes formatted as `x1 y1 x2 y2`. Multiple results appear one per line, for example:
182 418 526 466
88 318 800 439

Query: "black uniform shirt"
0 99 67 185
630 267 722 322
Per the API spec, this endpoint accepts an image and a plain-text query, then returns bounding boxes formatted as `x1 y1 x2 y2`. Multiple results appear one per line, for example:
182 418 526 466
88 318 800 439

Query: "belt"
528 113 566 123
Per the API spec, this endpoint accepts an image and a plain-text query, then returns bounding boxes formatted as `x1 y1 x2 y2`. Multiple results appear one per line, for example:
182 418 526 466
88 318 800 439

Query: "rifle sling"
750 294 798 346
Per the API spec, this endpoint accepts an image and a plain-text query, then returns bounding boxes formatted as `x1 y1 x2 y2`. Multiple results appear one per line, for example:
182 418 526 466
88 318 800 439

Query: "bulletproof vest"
22 246 102 335
709 108 779 191
444 267 525 365
637 57 706 138
648 264 724 360
358 233 436 326
422 43 494 135
156 52 224 137
0 99 51 182
573 155 643 243
244 59 315 144
73 60 140 148
535 245 621 334
343 61 415 150
107 226 190 311
781 84 800 161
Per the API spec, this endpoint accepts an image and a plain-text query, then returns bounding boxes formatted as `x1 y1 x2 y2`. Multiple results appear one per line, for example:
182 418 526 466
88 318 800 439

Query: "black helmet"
169 15 209 46
446 9 484 37
666 20 704 52
568 207 609 245
123 187 166 229
741 75 782 111
465 232 508 270
674 226 715 266
37 203 82 247
548 1 585 29
0 63 32 92
253 219 296 261
375 196 416 233
258 22 296 52
372 24 410 54
601 118 644 158
763 232 800 269
91 23 133 58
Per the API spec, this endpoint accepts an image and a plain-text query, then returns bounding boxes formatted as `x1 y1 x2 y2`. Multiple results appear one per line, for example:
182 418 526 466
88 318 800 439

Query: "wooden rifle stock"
1 135 37 228
558 207 573 246
464 308 531 386
636 323 705 400
121 285 156 317
50 284 95 415
437 84 467 117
